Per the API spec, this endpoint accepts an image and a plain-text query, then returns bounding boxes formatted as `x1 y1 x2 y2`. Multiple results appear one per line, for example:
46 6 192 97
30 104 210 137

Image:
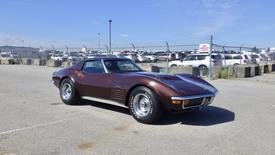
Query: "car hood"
134 72 217 96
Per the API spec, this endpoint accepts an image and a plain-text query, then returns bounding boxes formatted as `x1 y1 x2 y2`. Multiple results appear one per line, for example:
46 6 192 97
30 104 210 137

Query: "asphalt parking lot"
0 65 275 155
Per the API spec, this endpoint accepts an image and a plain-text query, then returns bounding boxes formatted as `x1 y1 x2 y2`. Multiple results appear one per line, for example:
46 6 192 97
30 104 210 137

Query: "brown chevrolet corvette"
52 57 218 124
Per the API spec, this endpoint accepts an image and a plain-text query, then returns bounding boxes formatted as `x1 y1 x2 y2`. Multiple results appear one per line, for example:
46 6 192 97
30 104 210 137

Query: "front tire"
129 86 163 124
59 78 80 105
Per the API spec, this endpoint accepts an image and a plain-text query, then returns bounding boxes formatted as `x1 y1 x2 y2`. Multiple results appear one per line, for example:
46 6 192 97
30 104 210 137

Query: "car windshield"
104 59 142 73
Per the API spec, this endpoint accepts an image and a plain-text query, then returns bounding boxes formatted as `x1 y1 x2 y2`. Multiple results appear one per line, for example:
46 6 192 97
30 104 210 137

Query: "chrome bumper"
171 93 217 110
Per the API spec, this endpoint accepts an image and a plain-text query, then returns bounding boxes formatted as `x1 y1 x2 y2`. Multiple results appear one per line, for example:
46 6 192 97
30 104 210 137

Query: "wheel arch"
125 84 160 107
198 64 208 68
59 76 76 88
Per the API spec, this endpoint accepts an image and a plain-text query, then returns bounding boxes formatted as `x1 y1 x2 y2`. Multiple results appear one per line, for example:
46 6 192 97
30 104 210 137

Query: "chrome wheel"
61 83 72 100
132 93 152 117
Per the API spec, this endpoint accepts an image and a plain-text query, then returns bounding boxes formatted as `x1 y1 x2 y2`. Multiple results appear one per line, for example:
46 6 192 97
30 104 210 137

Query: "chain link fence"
2 40 275 80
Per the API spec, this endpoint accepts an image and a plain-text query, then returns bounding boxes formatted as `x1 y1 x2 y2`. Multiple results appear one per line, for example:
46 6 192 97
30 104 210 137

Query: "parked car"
175 52 187 60
259 53 271 61
51 54 64 61
250 54 264 64
86 54 95 59
156 52 176 61
137 54 150 63
52 57 218 124
0 53 12 58
143 54 157 62
68 55 83 61
169 54 223 71
222 54 251 66
122 53 138 62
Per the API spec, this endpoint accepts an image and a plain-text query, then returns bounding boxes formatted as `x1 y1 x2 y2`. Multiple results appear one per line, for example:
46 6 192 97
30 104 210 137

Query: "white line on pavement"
0 118 74 136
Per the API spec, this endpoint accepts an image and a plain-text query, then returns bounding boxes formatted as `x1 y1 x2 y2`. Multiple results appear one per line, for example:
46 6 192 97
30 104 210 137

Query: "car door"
75 60 110 99
198 55 211 67
188 55 199 67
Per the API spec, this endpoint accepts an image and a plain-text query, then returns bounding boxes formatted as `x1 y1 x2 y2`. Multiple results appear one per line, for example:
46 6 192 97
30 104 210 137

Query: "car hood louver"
137 72 217 96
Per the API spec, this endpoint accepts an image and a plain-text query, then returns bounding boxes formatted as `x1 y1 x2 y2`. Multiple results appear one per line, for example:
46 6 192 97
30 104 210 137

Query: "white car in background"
51 54 64 61
222 54 251 66
86 54 96 59
169 54 223 70
137 54 150 63
123 53 138 62
259 53 271 61
250 54 264 63
155 52 176 61
143 54 157 62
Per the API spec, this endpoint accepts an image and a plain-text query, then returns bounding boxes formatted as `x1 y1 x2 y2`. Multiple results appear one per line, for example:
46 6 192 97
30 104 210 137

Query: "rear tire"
128 86 163 124
199 65 209 75
59 78 80 105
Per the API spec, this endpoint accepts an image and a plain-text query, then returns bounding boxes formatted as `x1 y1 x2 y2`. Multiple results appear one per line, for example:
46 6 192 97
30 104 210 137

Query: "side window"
225 55 232 59
190 56 197 60
184 56 196 61
211 55 222 59
233 55 241 59
82 60 105 73
197 55 206 60
244 55 249 59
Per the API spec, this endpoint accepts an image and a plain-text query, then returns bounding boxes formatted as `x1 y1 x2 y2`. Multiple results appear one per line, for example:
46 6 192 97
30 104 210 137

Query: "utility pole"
240 47 242 64
131 43 136 52
109 20 112 54
97 33 101 52
105 44 109 53
209 35 213 80
165 41 170 52
222 46 226 67
165 41 170 73
65 45 69 55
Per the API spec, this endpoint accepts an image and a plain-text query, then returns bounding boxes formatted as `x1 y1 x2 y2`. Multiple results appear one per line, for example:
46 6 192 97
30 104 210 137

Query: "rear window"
211 55 222 59
233 55 241 59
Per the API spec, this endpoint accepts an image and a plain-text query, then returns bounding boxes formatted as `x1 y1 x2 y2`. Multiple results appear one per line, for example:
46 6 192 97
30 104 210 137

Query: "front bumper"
171 93 217 110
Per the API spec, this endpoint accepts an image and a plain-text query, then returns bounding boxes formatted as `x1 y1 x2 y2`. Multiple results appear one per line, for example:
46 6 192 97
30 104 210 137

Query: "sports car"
52 57 218 124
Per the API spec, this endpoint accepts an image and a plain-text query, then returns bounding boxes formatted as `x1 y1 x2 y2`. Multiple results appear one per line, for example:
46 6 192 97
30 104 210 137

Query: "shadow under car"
76 100 235 126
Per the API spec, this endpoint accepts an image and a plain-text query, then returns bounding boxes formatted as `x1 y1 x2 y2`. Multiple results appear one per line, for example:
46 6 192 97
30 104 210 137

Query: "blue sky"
0 0 274 48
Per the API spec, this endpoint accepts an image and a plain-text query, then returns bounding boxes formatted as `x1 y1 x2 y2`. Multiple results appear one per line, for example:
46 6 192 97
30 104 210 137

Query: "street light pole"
131 43 136 52
109 19 112 54
97 33 101 52
105 44 109 53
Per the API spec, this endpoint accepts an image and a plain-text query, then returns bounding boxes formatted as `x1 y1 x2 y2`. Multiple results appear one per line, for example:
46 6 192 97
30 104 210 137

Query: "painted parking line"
0 116 83 136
